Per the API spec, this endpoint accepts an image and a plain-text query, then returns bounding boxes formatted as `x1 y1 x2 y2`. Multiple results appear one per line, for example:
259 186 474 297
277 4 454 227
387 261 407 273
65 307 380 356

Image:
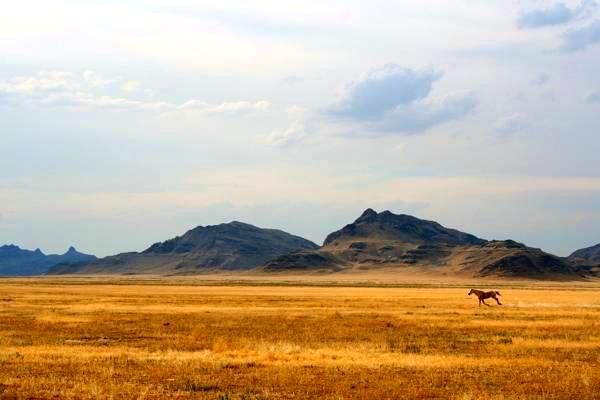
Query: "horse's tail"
495 291 502 296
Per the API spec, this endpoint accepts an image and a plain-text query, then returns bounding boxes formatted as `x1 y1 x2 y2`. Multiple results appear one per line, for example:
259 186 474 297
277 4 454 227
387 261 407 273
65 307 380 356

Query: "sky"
2 0 600 257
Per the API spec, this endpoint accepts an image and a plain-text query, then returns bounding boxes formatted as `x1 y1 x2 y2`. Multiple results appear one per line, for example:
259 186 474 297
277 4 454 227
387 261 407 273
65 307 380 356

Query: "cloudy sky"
2 0 600 257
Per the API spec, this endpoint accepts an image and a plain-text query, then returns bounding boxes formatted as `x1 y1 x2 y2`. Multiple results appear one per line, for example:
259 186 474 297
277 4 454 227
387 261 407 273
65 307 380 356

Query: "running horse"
468 289 502 306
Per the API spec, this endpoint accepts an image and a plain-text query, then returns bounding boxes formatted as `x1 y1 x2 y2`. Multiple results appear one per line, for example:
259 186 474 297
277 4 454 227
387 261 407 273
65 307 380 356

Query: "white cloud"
266 106 308 147
560 19 600 51
326 64 476 135
0 71 270 114
121 81 142 93
328 64 442 120
178 100 270 113
0 71 77 95
83 71 116 89
207 100 270 113
39 92 174 112
374 95 477 135
516 1 597 29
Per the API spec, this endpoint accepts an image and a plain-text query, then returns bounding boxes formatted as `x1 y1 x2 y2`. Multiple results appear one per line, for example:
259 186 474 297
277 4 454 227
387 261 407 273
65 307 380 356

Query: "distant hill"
323 208 485 247
265 209 588 280
49 221 318 274
0 245 96 276
569 243 600 264
569 243 600 269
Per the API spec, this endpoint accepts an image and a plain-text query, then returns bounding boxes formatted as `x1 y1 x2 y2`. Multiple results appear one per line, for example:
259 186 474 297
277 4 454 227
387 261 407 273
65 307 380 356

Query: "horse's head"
468 289 473 296
495 291 502 296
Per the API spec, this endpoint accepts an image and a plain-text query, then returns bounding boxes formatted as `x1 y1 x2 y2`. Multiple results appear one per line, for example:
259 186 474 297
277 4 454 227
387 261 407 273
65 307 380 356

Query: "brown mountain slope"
569 243 600 265
49 222 318 275
324 208 485 247
265 209 587 280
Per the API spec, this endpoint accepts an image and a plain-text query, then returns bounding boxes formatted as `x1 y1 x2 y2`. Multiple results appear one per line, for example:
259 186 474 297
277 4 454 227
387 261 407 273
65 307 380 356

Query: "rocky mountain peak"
65 246 78 254
0 244 96 276
325 209 485 246
355 208 378 223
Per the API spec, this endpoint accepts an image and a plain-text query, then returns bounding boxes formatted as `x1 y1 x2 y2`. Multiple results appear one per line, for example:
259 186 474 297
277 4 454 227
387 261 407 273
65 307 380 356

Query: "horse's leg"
482 299 490 306
494 296 502 305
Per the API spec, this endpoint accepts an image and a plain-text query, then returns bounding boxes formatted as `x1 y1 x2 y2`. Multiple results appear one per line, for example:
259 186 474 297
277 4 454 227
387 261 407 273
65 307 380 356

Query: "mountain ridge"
49 221 318 274
569 243 600 265
323 208 485 247
266 209 589 280
0 245 96 276
14 209 600 280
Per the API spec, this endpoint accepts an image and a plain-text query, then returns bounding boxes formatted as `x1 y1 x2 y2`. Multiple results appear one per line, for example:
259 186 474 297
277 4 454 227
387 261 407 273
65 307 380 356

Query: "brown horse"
468 289 502 306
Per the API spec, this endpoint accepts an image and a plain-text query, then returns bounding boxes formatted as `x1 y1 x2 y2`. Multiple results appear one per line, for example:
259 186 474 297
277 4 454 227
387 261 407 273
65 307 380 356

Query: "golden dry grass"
1 278 600 399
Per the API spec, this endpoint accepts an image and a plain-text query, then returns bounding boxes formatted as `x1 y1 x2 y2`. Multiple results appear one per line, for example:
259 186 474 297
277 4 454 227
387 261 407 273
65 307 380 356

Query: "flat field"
1 277 599 399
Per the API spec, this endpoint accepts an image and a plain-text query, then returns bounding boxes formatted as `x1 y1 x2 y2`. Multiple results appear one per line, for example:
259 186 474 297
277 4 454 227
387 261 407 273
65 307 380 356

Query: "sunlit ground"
1 277 599 399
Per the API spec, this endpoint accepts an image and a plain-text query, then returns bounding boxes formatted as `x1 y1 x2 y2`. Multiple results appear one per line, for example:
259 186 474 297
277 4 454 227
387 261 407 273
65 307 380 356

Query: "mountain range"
265 209 593 279
0 245 96 276
4 208 600 280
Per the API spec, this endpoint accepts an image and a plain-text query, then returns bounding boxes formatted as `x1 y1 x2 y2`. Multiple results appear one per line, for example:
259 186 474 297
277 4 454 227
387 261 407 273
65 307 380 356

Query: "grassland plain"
0 277 599 399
